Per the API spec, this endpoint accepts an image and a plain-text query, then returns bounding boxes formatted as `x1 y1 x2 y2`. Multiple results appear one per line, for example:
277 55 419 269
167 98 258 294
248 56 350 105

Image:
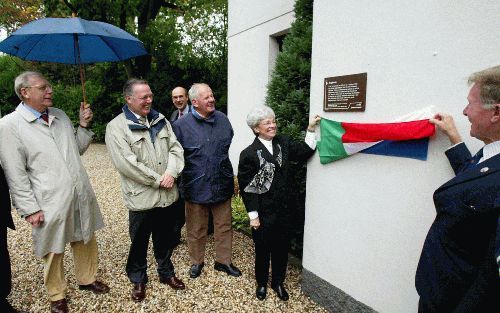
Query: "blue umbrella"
0 17 148 104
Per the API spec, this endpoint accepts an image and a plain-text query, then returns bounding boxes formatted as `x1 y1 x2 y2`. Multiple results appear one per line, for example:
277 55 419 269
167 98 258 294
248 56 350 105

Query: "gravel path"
7 144 327 313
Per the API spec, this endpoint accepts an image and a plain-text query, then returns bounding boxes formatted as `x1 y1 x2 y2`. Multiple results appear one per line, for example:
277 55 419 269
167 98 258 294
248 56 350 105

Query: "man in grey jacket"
0 71 109 313
106 79 185 302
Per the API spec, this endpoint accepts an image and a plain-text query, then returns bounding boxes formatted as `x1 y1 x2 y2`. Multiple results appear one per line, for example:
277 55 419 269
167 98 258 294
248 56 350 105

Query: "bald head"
171 86 188 110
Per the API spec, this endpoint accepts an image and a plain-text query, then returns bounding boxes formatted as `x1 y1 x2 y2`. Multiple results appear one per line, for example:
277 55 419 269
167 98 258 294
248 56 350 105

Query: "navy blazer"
237 135 314 230
416 143 500 312
0 165 14 230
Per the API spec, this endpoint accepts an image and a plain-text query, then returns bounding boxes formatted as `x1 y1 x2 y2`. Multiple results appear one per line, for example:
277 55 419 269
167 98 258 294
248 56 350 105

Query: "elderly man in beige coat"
0 71 109 313
106 78 185 303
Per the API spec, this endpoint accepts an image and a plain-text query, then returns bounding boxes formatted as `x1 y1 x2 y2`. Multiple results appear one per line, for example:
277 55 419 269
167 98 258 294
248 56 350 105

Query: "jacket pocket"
183 171 205 187
124 180 149 196
129 132 149 162
219 157 234 177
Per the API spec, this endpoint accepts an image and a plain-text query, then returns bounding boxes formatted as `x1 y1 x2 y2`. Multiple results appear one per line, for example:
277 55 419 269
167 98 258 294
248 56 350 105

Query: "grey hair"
14 71 45 100
188 83 210 101
246 106 275 129
123 78 148 97
468 65 500 108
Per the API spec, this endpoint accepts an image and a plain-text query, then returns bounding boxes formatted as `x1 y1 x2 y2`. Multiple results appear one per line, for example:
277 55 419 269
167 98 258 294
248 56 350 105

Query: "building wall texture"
304 1 500 312
227 0 295 168
228 0 500 312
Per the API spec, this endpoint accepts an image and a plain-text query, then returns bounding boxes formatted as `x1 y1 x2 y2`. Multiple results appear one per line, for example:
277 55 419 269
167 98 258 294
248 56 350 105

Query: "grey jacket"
0 103 104 257
105 106 184 211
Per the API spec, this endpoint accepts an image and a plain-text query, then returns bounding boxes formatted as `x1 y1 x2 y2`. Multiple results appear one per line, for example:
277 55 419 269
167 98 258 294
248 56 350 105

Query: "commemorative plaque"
323 72 367 112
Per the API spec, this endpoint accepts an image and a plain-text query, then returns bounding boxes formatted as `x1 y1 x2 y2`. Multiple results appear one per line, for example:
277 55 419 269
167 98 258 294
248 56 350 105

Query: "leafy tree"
0 57 25 114
45 0 228 110
265 0 313 258
0 0 43 33
0 0 228 140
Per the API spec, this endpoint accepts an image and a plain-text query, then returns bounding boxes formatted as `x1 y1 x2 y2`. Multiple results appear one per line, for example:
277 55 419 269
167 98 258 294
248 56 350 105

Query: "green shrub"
231 195 251 236
0 56 25 115
52 81 104 123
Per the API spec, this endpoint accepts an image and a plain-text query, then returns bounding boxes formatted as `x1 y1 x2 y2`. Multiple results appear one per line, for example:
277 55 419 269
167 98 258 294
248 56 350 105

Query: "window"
268 30 289 78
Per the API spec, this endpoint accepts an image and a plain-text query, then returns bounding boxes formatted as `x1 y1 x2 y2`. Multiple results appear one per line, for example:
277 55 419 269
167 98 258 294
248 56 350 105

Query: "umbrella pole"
79 63 88 108
74 34 89 108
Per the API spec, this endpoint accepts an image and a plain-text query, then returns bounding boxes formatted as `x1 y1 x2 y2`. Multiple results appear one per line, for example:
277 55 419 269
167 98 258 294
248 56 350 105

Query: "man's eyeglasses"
25 84 53 92
132 94 154 101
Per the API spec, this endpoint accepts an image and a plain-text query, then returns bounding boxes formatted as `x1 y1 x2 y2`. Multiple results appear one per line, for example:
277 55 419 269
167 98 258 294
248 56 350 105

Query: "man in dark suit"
169 86 190 246
0 164 22 313
416 65 500 312
169 86 191 123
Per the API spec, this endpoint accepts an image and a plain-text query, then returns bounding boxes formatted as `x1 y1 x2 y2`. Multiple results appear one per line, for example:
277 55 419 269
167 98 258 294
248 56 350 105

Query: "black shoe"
189 263 204 278
131 283 146 302
256 285 267 300
272 284 289 301
214 262 242 277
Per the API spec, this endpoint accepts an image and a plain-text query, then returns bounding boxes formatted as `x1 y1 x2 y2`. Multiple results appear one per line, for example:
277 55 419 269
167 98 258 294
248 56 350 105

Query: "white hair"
14 71 45 100
188 83 210 101
246 106 275 129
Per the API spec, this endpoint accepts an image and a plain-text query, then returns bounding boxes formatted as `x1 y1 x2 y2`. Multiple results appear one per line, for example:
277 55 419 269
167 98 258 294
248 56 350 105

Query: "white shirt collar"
480 140 500 163
131 111 149 128
258 136 273 154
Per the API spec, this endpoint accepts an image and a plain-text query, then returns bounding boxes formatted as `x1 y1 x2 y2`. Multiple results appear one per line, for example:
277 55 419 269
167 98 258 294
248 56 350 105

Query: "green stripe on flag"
317 119 349 164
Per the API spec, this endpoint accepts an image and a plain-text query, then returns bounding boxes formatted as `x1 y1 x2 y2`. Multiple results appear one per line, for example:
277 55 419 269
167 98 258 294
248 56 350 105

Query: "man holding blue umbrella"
0 71 109 313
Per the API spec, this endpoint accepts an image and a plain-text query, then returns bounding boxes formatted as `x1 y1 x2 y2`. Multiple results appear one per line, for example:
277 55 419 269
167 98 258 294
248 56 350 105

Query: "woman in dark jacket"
237 106 320 301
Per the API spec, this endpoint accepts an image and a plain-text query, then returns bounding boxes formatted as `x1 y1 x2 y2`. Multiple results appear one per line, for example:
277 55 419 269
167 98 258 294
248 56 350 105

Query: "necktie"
139 116 146 125
471 148 484 166
41 112 49 123
462 148 483 172
179 111 184 117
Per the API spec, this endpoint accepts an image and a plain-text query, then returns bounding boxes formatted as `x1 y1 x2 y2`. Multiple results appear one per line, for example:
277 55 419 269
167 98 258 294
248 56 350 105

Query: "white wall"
228 0 295 169
303 1 500 312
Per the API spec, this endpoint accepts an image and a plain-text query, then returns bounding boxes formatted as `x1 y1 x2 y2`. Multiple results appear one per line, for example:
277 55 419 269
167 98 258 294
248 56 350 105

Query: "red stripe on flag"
341 119 435 143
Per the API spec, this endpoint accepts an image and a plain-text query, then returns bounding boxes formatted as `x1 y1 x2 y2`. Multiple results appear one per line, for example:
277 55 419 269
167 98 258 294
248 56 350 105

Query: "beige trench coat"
0 103 104 257
105 111 184 211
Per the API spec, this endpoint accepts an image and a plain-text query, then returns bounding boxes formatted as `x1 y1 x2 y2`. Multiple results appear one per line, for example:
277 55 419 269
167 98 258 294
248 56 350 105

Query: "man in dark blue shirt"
172 83 241 279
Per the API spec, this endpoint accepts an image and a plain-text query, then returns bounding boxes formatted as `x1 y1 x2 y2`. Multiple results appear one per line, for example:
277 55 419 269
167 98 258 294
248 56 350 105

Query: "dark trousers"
252 224 290 287
418 298 435 313
170 198 186 247
126 207 176 283
0 226 12 311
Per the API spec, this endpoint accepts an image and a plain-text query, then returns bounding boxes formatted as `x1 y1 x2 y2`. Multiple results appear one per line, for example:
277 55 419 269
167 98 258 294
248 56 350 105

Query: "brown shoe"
131 283 146 302
50 299 68 313
160 276 186 290
78 281 110 294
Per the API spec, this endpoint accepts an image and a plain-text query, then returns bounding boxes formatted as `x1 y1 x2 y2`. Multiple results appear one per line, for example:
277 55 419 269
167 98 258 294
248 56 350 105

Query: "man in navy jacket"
172 83 241 279
416 65 500 312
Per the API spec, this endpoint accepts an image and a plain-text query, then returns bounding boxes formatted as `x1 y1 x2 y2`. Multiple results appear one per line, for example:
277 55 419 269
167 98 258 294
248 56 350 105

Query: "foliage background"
0 0 227 141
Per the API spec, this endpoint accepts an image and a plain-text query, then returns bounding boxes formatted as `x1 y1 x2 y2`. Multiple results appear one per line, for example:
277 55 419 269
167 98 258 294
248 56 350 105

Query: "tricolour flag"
317 108 436 164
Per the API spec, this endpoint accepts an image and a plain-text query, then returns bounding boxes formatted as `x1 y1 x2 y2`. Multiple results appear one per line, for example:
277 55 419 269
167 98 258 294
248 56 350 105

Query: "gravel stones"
7 144 326 312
